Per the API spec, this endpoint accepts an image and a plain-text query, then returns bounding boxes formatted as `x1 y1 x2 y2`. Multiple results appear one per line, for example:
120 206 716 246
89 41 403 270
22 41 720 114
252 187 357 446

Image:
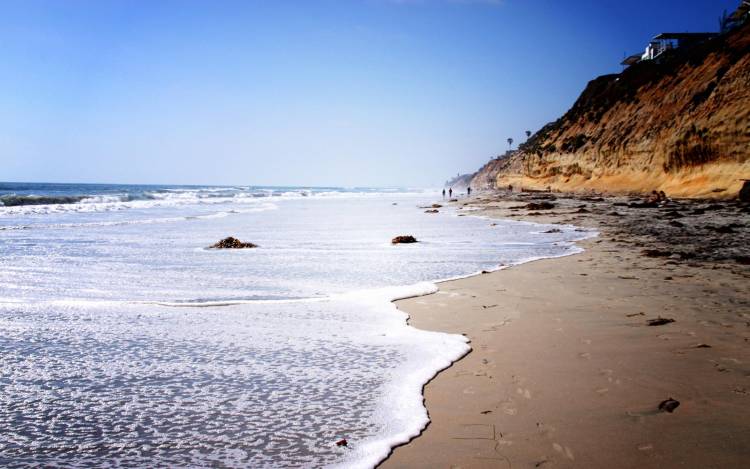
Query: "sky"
0 0 739 187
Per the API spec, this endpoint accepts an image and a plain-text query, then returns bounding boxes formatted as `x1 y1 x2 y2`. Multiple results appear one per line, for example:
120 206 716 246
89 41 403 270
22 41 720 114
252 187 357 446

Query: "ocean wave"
0 194 90 207
0 192 158 209
0 187 430 217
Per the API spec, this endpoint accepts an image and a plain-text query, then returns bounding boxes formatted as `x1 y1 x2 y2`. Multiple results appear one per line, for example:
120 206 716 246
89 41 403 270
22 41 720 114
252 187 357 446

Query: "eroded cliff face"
475 22 750 198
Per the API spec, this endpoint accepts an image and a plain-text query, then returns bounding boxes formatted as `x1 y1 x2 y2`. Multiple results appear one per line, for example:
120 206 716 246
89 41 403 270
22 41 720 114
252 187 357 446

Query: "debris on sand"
647 317 675 326
738 180 749 202
658 398 680 413
642 249 672 258
630 191 668 208
526 201 555 210
335 439 348 447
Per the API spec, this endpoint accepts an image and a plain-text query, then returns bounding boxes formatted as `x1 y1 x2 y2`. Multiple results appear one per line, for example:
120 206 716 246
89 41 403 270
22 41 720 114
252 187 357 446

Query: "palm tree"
719 9 730 33
525 130 532 139
507 137 514 150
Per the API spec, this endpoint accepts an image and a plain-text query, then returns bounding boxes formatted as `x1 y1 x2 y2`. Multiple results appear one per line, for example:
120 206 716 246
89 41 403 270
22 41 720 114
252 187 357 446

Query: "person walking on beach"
467 186 472 196
442 188 446 199
448 187 453 198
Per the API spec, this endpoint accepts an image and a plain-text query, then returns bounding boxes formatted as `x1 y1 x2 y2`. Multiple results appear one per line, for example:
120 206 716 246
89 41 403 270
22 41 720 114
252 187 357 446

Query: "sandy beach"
383 192 750 468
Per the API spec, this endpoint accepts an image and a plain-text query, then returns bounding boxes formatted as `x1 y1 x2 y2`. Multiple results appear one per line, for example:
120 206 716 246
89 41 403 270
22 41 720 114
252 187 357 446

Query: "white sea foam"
0 190 591 468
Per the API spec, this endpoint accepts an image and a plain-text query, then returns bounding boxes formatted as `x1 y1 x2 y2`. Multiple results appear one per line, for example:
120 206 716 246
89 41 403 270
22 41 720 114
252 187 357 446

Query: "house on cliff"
623 1 749 68
622 32 718 67
728 1 750 29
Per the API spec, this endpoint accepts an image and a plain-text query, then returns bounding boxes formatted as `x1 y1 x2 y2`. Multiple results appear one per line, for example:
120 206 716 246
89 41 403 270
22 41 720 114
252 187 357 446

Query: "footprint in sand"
500 400 517 415
579 352 591 359
710 360 732 373
482 320 512 332
638 443 654 451
536 422 555 437
626 408 661 422
600 369 620 384
552 443 575 460
721 357 743 364
516 388 532 399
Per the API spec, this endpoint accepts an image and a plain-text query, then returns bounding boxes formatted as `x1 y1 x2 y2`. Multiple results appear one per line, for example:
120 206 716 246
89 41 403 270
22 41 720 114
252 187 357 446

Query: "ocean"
0 182 591 468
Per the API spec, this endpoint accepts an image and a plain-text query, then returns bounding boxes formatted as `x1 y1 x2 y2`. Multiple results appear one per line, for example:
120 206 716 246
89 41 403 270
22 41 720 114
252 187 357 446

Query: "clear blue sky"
0 0 738 187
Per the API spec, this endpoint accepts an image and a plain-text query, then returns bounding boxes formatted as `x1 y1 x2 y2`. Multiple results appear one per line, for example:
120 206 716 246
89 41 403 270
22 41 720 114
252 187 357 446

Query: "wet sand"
382 192 750 468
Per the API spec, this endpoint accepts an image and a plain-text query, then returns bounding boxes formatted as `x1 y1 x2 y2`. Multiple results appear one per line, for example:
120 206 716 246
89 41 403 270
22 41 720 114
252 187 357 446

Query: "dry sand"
381 192 750 468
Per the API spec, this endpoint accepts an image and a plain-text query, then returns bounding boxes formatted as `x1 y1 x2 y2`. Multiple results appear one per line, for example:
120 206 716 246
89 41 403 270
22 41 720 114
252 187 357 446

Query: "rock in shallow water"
391 235 418 244
209 236 258 249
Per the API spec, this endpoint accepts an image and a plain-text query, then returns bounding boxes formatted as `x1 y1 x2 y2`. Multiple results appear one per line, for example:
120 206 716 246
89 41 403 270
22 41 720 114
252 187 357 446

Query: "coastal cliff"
444 173 475 190
473 21 750 198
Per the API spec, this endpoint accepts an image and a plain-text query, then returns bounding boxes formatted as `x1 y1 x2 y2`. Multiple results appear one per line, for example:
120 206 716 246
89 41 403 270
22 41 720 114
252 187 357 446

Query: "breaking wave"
0 184 430 216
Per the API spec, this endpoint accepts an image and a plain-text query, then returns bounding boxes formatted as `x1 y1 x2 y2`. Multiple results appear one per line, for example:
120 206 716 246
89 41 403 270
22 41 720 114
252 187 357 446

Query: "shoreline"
370 238 593 469
381 191 750 468
341 212 591 469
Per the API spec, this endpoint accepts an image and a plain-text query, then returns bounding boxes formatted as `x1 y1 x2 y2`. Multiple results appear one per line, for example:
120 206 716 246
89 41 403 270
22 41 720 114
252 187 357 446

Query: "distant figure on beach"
467 186 472 196
442 188 446 199
449 187 453 198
